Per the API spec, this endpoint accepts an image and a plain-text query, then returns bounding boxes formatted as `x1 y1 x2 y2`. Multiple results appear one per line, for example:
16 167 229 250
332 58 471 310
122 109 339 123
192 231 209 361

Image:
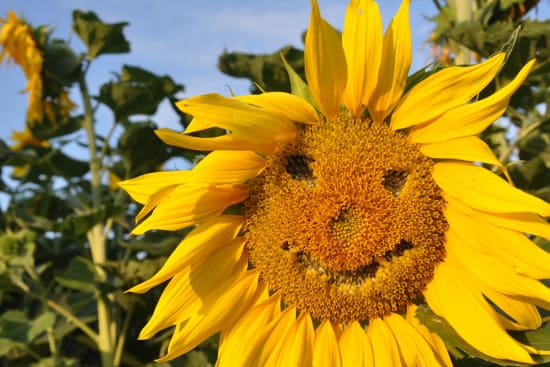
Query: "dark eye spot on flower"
381 239 414 262
383 169 408 196
394 239 414 255
285 155 315 185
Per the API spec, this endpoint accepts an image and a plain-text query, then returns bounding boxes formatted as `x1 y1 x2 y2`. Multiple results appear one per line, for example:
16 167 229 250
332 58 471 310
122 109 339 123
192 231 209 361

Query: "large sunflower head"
120 0 550 365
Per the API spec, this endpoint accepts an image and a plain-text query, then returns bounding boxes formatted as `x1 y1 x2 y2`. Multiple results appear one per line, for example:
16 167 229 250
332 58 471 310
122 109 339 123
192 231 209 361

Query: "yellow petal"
236 92 319 124
132 183 249 235
391 53 505 130
367 0 411 122
158 270 260 362
135 185 178 223
410 59 535 144
192 150 266 184
406 305 453 367
447 227 550 310
178 94 296 143
483 288 542 330
446 194 550 240
305 0 347 118
277 312 315 366
139 238 246 339
445 204 550 279
116 173 168 215
339 321 374 367
384 313 443 366
420 136 503 167
423 249 534 363
366 318 402 366
342 0 382 117
252 307 297 367
118 171 189 204
217 293 281 367
313 320 341 367
155 128 277 154
433 162 550 216
128 216 243 293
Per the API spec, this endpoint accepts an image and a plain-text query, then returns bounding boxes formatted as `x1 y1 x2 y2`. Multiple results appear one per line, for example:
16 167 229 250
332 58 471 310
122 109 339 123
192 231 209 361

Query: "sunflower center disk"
243 116 448 322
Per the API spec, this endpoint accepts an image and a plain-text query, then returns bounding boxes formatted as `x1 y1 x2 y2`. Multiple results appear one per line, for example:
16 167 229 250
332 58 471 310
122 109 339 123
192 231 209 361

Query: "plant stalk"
449 0 473 64
79 71 114 367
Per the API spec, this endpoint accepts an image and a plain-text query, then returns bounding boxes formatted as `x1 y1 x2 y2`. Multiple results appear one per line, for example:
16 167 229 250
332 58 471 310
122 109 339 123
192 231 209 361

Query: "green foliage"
1 8 205 367
280 52 319 111
72 10 130 59
218 45 305 94
97 65 184 122
54 257 98 293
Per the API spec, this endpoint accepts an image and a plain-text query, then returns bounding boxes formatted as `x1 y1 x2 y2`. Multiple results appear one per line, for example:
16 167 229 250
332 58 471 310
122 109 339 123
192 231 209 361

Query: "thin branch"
46 299 99 344
113 303 135 367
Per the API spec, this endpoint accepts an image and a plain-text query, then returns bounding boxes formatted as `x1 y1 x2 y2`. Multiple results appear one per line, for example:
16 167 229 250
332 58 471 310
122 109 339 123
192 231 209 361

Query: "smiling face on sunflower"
120 0 550 365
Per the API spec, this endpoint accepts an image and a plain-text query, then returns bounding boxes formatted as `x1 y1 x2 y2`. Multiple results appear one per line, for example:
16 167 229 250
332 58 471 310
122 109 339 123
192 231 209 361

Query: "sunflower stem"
449 0 473 64
79 69 115 367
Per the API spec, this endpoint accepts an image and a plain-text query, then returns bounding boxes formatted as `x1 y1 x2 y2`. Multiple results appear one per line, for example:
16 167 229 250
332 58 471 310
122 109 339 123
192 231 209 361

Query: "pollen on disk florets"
243 114 448 322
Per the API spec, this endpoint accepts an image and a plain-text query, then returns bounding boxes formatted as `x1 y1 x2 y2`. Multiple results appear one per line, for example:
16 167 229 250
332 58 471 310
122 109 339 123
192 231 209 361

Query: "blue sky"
0 0 548 142
0 0 440 142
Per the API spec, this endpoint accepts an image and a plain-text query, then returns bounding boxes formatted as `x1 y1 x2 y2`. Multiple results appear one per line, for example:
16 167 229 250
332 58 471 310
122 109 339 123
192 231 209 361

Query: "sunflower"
120 0 550 365
0 11 44 125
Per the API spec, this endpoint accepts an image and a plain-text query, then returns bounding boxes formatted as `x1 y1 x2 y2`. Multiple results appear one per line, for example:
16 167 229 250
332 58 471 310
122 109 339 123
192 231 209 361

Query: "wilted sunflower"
0 11 44 125
120 0 550 365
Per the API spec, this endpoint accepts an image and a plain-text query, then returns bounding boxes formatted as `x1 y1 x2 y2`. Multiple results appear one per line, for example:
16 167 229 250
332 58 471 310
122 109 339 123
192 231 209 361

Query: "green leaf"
0 310 31 343
511 320 550 354
0 230 36 269
10 146 89 181
49 149 90 178
55 256 97 293
118 231 180 256
28 312 56 342
280 52 318 111
183 350 214 367
96 65 183 121
510 153 550 193
31 116 82 141
118 121 177 177
0 139 12 164
72 10 130 59
496 24 522 63
56 204 125 238
30 357 79 367
218 45 305 94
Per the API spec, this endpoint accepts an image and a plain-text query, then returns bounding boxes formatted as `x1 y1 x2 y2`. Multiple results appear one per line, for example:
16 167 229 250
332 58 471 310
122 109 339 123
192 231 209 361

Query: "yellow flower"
120 0 550 365
0 10 44 125
44 89 78 126
10 126 49 179
10 126 49 151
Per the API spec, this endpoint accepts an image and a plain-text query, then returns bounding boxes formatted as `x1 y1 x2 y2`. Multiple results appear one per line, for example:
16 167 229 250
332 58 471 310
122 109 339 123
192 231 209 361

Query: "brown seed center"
243 116 447 322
